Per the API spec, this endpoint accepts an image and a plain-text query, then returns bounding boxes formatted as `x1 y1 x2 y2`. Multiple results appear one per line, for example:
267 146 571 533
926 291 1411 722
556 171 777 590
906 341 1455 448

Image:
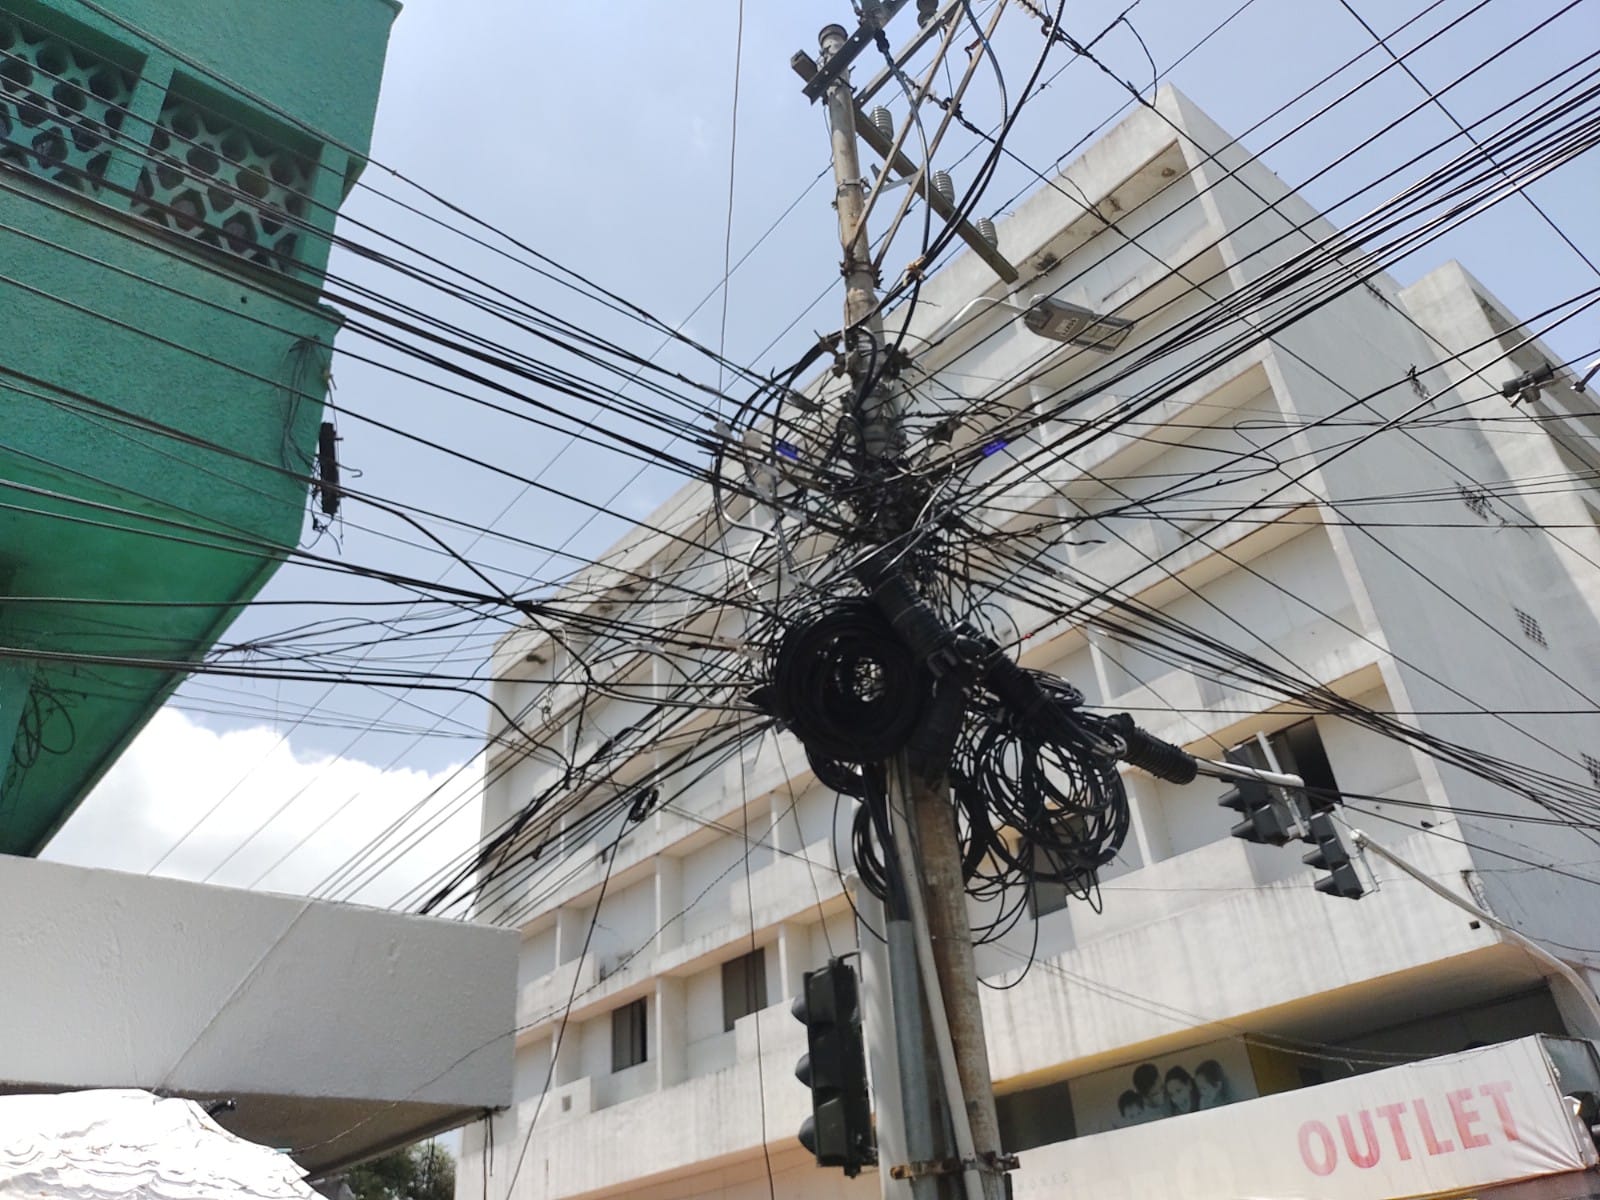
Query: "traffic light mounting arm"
1350 827 1600 1031
1193 756 1306 790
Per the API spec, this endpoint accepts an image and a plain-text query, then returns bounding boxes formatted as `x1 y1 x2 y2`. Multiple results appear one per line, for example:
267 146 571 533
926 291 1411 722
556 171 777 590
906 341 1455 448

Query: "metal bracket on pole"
891 1153 1020 1182
801 1 914 101
855 114 1019 284
791 51 1020 285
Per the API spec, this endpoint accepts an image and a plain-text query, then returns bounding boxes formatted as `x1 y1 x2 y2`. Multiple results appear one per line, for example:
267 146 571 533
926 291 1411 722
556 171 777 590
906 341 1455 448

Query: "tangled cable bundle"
835 680 1132 939
765 599 931 764
759 585 1147 937
951 674 1131 908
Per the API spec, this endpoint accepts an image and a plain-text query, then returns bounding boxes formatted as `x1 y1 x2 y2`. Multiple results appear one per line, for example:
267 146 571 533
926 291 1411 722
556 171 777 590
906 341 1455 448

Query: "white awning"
0 1090 314 1200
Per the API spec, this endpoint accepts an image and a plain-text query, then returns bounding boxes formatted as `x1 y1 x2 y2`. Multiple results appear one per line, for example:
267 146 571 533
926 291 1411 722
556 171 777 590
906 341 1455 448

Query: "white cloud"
689 114 711 154
43 708 482 913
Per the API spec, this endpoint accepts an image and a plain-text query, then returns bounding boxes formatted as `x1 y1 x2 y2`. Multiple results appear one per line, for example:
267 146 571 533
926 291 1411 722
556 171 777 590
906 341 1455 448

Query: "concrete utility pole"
821 22 898 462
814 22 1007 1200
906 784 1007 1200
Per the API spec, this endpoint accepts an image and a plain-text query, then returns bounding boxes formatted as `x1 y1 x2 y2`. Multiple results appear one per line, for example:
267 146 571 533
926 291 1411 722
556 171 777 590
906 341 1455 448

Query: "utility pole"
905 779 1006 1199
814 22 1008 1200
820 22 898 462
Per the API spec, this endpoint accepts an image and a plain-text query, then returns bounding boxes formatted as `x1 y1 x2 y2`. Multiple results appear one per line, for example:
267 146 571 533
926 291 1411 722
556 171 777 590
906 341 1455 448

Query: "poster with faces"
1069 1037 1259 1135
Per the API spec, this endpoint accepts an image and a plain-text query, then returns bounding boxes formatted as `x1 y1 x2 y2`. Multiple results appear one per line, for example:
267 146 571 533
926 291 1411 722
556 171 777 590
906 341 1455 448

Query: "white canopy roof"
0 1090 314 1200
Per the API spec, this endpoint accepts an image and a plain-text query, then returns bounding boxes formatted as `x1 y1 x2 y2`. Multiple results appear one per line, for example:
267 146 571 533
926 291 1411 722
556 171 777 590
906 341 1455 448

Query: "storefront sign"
1015 1037 1595 1199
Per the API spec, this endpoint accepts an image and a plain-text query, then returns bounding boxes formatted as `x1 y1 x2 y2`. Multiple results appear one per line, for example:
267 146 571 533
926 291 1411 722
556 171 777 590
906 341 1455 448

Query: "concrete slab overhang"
0 854 517 1176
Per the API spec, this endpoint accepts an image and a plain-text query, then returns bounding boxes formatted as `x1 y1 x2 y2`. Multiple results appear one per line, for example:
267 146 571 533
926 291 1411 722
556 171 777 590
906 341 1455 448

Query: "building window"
1514 607 1547 647
611 998 647 1072
721 947 768 1032
0 12 134 196
132 87 314 274
1027 843 1073 919
1197 665 1244 710
1584 754 1600 789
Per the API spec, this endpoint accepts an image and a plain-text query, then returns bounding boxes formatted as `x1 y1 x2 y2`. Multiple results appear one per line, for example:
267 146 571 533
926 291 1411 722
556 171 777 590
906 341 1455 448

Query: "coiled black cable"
767 599 930 764
951 679 1130 908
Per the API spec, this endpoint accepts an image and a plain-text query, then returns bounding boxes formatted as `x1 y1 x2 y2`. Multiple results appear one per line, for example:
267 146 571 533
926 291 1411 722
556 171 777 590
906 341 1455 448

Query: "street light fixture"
1021 295 1137 351
901 294 1137 354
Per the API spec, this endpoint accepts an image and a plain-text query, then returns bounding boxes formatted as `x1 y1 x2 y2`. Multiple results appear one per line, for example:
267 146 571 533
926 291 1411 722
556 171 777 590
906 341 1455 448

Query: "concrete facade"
463 89 1600 1200
0 0 395 850
0 853 519 1176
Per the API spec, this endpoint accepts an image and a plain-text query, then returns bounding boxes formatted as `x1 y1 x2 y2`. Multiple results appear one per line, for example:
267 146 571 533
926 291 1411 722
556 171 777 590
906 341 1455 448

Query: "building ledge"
1012 1036 1599 1198
0 854 517 1176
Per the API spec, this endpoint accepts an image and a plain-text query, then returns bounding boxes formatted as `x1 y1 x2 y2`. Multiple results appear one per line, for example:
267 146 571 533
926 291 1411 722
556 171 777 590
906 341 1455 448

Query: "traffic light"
1302 812 1366 899
1219 779 1293 846
792 958 875 1176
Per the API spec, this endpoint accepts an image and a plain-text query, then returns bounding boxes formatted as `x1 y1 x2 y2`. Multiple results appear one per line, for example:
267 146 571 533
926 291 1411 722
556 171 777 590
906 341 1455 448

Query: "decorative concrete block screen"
0 12 133 195
132 89 314 274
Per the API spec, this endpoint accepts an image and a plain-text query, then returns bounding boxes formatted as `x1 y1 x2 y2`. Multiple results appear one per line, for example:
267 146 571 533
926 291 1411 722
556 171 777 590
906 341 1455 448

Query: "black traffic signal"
1219 779 1293 846
792 958 875 1176
1302 812 1366 899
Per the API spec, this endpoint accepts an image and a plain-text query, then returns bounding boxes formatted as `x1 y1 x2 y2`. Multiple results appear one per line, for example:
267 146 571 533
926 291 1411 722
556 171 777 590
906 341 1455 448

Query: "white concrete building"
462 89 1600 1200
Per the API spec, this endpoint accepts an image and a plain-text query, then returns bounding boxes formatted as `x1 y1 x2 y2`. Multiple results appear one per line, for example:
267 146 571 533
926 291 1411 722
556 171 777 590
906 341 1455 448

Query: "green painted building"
0 0 398 853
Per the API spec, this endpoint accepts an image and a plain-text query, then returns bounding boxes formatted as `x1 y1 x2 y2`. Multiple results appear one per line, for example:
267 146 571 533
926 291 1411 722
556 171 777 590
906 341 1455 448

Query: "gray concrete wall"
0 853 517 1173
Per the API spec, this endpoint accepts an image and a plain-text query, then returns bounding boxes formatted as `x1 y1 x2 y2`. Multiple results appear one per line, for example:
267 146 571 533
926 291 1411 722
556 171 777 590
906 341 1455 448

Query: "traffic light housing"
792 958 875 1176
1219 779 1293 846
1302 812 1365 899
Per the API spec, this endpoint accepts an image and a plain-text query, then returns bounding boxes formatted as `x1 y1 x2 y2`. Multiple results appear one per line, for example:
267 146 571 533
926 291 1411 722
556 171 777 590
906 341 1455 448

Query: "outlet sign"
1015 1037 1596 1199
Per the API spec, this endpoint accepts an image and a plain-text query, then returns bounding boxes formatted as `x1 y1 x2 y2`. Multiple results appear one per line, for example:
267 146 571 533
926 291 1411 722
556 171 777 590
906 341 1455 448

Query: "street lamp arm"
1350 828 1600 1033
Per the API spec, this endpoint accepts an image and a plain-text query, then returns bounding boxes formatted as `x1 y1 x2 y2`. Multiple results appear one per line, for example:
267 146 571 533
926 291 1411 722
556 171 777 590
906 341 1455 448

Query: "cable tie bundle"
1101 713 1198 785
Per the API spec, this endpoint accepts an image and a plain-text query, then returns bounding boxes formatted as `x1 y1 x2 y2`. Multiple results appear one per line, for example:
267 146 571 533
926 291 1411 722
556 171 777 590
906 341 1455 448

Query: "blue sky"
49 0 1599 896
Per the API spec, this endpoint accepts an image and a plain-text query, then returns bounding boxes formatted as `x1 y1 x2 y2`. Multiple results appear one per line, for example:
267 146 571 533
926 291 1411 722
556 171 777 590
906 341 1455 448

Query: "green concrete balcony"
0 0 397 852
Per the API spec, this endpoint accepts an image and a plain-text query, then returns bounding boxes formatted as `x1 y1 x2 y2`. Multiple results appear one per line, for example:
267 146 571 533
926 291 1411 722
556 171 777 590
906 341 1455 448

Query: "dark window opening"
1231 719 1340 809
611 997 647 1072
721 947 768 1032
1027 842 1073 918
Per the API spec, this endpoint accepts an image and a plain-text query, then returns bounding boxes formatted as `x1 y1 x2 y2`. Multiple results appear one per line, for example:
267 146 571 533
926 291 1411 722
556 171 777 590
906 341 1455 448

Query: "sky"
43 0 1600 906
